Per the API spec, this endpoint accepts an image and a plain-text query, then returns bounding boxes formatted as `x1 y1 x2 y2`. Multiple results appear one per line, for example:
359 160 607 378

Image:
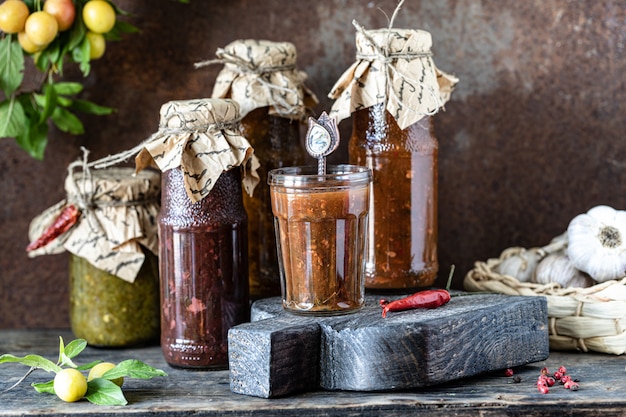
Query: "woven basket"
464 246 626 355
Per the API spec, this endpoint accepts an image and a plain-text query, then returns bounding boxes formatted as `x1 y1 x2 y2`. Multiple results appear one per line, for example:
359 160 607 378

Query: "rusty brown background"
1 0 625 328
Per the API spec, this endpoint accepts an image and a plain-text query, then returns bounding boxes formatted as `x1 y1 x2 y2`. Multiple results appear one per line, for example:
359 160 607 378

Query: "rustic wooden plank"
242 293 549 393
1 329 626 416
228 317 321 398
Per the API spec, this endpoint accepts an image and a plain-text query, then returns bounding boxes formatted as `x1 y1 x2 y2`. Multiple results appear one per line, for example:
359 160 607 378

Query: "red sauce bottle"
158 166 249 369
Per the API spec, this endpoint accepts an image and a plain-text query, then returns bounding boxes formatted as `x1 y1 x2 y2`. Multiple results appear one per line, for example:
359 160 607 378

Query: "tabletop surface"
0 329 625 416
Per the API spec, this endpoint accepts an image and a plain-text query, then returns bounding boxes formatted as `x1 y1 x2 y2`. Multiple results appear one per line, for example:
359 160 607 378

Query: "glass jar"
158 166 249 369
64 167 161 348
70 251 160 347
350 103 438 290
241 106 305 300
269 165 371 315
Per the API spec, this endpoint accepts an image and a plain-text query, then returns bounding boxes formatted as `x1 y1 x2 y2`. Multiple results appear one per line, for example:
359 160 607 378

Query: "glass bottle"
350 103 438 290
240 107 305 299
209 39 317 300
158 166 249 369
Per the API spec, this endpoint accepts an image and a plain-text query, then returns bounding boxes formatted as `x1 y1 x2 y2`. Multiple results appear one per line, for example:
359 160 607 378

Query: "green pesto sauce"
69 253 160 347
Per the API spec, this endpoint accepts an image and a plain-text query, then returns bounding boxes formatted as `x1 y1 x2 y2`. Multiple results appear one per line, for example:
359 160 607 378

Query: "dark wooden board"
229 293 549 397
1 329 626 417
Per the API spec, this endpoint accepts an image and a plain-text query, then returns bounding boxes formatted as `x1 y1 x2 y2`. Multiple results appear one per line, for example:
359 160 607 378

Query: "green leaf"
72 37 91 77
103 360 167 380
43 40 63 74
32 380 55 394
85 378 128 406
39 83 58 124
57 337 86 368
63 339 88 359
56 96 72 107
105 20 140 41
70 99 115 115
15 117 48 160
0 354 61 373
53 82 84 96
0 35 25 96
0 98 27 138
51 106 84 135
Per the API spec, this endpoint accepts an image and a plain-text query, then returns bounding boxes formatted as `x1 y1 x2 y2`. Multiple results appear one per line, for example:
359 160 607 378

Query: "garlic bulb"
494 248 544 282
567 205 626 283
533 253 596 288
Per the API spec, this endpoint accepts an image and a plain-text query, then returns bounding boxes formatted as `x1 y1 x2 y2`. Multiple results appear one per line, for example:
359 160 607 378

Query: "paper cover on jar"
206 39 318 120
328 25 459 130
27 167 160 283
135 98 260 202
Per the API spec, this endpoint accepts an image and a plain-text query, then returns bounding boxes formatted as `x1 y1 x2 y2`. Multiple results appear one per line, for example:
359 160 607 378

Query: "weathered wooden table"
0 329 624 416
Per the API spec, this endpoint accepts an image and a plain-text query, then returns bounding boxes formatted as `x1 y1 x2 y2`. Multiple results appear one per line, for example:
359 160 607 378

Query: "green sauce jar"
70 251 160 347
64 167 161 347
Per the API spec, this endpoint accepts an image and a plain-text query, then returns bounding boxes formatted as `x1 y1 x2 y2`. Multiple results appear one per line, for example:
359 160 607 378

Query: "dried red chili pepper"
26 204 81 252
380 289 451 318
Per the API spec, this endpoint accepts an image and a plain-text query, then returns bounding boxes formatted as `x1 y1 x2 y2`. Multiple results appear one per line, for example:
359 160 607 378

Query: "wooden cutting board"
228 293 549 398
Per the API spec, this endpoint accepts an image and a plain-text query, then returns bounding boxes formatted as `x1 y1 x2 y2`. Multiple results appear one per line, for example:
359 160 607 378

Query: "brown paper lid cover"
328 28 459 129
27 168 160 283
135 98 259 202
211 39 318 119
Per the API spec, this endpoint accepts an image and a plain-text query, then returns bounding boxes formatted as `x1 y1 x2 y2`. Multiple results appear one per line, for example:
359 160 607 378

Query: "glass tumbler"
268 165 371 315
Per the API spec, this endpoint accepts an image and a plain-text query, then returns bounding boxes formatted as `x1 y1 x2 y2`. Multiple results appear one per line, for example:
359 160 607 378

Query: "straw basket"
464 246 626 355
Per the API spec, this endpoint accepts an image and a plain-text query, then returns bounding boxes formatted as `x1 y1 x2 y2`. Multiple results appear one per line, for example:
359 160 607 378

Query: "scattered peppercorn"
535 365 579 394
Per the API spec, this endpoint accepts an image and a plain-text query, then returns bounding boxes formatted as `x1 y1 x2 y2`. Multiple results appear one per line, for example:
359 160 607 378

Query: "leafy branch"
0 0 138 159
0 336 167 406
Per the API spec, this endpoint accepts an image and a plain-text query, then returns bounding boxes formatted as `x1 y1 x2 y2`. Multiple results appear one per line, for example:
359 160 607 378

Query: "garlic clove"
494 248 543 282
567 205 626 283
533 252 596 288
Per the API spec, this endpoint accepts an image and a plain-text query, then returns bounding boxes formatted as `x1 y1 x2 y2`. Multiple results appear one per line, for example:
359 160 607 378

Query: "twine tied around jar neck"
195 49 297 76
66 148 160 212
77 109 243 172
195 39 318 121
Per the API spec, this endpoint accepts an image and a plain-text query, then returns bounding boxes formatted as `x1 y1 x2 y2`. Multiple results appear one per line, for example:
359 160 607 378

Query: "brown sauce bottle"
240 107 305 300
350 103 438 291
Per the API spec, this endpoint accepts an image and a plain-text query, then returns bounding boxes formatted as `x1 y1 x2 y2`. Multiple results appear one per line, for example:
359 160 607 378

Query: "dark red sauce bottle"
158 166 249 369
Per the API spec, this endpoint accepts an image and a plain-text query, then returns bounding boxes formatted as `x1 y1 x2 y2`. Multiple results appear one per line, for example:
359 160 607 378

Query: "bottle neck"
160 167 246 225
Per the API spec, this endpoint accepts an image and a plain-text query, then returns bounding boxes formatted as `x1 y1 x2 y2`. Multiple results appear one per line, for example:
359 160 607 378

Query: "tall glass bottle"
159 167 249 369
239 107 305 299
350 104 438 290
209 39 317 299
135 98 258 369
329 28 459 291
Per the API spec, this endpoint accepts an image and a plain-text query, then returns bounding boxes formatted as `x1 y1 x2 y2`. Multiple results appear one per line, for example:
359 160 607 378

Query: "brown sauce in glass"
271 185 368 314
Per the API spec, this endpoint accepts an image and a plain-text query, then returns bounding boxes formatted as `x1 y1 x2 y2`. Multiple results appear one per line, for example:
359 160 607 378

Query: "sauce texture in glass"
269 165 370 315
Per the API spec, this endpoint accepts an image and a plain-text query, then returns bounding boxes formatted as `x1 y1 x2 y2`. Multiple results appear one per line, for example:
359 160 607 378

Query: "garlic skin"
533 253 596 288
494 248 543 282
567 205 626 283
